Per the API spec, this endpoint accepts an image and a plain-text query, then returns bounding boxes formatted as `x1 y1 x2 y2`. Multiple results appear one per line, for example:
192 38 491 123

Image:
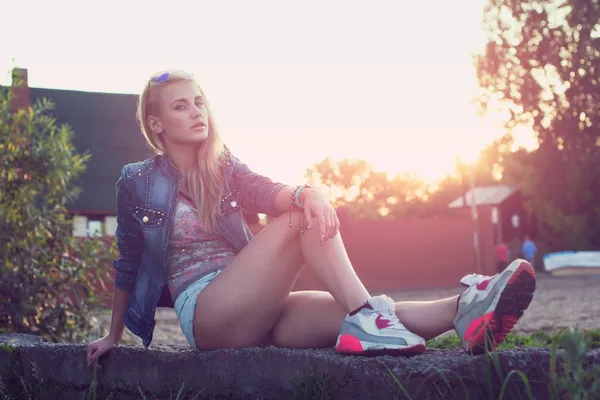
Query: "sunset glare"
1 0 536 186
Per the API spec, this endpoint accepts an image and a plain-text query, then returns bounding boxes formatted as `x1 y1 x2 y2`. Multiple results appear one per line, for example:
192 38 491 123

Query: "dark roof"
30 88 154 214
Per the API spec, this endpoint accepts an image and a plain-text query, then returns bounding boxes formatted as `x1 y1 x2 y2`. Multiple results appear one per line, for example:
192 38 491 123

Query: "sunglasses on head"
150 72 170 83
150 70 194 84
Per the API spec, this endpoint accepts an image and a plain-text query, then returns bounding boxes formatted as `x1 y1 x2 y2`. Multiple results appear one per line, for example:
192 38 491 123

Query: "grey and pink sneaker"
454 259 536 354
335 295 426 356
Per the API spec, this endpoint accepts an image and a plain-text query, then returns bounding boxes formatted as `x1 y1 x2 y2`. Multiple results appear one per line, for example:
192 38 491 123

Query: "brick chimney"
11 68 30 113
10 68 31 156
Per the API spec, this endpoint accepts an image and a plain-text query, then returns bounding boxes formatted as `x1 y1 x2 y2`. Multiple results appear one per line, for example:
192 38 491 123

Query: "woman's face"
149 80 209 147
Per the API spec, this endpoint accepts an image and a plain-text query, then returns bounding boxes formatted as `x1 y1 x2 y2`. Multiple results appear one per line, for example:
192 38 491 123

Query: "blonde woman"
86 70 536 365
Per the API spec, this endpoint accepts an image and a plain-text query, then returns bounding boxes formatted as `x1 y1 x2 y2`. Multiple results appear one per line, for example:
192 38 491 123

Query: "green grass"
426 328 600 351
291 368 333 400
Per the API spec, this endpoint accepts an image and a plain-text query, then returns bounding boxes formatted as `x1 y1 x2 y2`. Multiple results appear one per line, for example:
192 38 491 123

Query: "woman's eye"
195 101 204 107
175 105 186 110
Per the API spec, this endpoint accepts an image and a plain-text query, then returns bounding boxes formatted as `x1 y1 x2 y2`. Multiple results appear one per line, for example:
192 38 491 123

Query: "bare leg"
193 211 370 349
193 211 457 350
272 291 459 349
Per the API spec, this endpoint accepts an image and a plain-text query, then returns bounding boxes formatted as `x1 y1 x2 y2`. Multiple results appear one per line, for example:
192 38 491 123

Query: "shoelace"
460 273 491 287
380 309 408 331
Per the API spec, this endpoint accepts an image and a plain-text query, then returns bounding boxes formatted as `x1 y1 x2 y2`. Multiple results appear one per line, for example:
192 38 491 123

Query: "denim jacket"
113 151 285 347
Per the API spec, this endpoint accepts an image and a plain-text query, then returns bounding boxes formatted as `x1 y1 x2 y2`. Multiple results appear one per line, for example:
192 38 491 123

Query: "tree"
305 157 428 219
0 79 117 342
304 152 508 220
475 0 600 251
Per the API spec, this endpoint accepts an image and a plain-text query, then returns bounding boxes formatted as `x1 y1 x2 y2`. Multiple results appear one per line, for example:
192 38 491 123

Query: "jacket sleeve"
230 152 286 217
112 167 144 292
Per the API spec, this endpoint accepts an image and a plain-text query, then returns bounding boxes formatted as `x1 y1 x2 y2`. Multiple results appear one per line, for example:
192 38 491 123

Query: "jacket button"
142 216 149 223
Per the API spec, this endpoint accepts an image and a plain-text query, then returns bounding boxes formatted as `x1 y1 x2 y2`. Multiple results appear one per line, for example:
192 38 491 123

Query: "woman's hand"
86 335 119 369
302 189 340 245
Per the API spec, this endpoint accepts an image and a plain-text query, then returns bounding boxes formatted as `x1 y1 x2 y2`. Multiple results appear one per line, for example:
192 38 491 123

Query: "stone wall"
1 334 598 399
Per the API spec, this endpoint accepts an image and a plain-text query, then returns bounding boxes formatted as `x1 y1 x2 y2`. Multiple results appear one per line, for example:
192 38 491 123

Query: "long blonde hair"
136 70 226 233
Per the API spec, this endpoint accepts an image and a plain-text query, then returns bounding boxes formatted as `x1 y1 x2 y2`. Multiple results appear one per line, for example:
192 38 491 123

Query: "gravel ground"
93 274 600 347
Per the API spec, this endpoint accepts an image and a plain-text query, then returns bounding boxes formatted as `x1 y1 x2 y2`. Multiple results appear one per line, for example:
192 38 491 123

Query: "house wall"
71 215 117 237
499 191 529 242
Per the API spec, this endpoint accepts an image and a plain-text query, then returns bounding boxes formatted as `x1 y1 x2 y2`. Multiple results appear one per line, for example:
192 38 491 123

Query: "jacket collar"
160 154 183 183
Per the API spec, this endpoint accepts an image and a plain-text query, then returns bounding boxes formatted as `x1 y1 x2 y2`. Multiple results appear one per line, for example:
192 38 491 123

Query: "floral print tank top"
166 194 236 301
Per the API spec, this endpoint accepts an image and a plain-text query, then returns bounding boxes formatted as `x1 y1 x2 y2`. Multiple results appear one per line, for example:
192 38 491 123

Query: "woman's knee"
269 211 305 232
255 211 306 249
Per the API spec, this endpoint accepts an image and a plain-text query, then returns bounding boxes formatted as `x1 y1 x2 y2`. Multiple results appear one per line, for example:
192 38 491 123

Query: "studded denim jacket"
113 151 285 347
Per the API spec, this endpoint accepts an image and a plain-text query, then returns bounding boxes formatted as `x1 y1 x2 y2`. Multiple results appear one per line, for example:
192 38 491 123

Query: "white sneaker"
454 259 536 354
335 295 426 355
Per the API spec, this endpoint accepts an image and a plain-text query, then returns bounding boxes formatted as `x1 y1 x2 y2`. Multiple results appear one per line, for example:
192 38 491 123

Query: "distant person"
495 241 509 272
522 235 537 267
86 70 537 366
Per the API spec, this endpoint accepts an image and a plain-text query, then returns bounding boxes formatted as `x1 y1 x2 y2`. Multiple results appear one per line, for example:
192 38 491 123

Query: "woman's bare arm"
107 287 131 343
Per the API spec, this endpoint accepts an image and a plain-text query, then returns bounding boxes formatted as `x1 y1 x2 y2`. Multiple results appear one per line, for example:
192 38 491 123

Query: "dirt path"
93 275 600 347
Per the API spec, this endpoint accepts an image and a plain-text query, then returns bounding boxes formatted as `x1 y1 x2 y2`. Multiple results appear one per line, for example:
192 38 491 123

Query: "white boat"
543 251 600 276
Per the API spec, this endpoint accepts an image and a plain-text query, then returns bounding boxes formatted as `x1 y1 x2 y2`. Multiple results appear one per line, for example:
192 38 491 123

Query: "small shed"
448 184 528 243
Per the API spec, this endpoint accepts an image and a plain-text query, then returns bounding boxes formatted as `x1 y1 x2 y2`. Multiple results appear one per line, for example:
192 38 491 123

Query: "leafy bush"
0 79 118 343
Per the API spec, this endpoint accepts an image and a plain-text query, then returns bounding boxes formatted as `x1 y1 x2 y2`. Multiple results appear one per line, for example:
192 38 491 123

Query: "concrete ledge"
1 334 599 399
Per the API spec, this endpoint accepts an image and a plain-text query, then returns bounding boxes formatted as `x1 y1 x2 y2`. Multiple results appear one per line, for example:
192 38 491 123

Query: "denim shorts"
173 269 222 349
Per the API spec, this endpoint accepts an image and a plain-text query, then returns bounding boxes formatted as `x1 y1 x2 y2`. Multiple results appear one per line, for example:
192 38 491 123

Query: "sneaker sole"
463 260 536 354
335 334 426 356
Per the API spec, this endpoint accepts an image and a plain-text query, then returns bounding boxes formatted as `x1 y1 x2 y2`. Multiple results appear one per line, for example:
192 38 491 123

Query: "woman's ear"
148 116 163 135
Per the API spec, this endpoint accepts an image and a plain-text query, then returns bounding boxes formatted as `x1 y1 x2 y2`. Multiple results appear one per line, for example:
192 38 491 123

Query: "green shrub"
0 78 118 343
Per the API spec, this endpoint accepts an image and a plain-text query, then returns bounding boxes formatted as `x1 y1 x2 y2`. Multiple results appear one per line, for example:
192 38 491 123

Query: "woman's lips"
190 122 206 130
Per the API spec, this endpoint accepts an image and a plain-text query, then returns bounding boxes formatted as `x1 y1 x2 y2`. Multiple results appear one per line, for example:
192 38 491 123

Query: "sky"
0 0 537 186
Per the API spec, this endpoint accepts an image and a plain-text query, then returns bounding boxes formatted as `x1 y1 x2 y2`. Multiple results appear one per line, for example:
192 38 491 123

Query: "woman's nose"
191 106 203 118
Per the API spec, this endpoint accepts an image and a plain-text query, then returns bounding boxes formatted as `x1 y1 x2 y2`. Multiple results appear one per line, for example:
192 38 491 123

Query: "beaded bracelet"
293 184 311 208
288 184 312 232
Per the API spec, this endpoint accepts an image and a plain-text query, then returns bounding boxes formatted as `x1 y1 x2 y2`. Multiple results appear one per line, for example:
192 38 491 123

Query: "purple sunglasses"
150 72 170 83
150 71 194 84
